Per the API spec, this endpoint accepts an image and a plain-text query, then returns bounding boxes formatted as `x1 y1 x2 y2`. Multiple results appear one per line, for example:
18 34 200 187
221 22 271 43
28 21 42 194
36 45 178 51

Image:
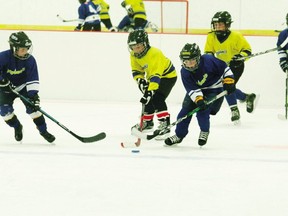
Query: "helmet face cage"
211 11 232 35
179 43 201 72
127 29 150 58
9 31 33 60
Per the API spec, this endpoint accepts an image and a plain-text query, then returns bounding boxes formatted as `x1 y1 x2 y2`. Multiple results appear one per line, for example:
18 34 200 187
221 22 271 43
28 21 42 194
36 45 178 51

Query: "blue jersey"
180 54 233 102
277 28 288 62
78 1 101 25
0 50 39 97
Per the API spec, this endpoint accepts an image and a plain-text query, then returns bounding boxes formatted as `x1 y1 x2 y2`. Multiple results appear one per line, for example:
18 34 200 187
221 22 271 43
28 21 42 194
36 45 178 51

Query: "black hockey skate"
131 120 154 132
198 131 209 146
154 117 170 140
231 106 240 123
14 124 23 141
165 134 183 146
40 131 56 143
246 93 256 113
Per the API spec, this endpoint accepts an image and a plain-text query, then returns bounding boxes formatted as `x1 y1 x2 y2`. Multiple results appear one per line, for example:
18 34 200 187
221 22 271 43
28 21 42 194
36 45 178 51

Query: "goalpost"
144 0 189 33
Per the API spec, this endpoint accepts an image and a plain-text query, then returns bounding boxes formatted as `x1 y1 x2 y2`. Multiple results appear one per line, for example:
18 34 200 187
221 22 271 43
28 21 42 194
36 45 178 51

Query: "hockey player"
117 13 158 33
204 11 257 124
165 43 235 146
128 29 177 140
75 0 101 31
0 31 55 143
121 0 147 30
277 13 288 73
91 0 117 31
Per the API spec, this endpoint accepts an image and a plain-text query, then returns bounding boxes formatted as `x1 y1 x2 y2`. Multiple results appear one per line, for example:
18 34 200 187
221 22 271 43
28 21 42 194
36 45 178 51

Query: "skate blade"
233 120 241 125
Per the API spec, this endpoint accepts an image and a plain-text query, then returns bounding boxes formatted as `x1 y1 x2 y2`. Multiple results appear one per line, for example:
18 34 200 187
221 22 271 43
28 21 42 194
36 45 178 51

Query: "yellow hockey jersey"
204 31 252 63
130 47 177 91
92 0 110 19
123 0 146 20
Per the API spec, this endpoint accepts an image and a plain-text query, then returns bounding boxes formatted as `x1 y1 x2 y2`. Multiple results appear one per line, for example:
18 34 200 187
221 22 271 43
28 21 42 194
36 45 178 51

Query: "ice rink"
1 99 288 216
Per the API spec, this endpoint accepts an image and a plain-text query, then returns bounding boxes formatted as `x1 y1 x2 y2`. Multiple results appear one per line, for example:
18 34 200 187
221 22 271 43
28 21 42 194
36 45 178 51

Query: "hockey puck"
131 149 140 153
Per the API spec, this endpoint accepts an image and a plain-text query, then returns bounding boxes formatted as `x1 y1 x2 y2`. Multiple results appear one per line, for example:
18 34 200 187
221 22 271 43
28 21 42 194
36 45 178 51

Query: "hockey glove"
195 96 207 110
140 90 154 105
230 54 244 68
223 77 236 95
137 78 148 93
0 78 12 93
280 60 288 73
28 94 40 111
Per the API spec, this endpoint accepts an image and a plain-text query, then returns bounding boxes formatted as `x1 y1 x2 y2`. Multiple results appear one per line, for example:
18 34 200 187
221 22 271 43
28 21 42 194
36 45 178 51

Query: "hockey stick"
121 104 145 148
132 90 228 140
135 104 145 146
56 14 79 22
237 36 288 61
285 70 288 120
10 87 106 143
279 70 288 120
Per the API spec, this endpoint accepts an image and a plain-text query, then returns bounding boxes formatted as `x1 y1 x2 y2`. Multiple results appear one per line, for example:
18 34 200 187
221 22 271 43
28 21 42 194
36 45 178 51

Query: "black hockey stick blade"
10 87 106 143
72 131 106 143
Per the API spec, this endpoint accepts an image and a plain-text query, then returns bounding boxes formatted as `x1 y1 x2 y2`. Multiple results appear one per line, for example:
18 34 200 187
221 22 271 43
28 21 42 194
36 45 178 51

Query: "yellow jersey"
124 0 146 20
130 47 177 91
92 0 110 19
204 31 252 63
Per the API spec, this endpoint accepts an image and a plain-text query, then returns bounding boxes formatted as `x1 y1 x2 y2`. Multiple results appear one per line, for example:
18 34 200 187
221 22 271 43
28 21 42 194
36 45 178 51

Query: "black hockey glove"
230 54 244 68
140 90 154 105
0 78 12 92
280 60 288 73
223 77 236 95
27 94 40 111
195 96 207 110
74 24 82 31
137 78 148 93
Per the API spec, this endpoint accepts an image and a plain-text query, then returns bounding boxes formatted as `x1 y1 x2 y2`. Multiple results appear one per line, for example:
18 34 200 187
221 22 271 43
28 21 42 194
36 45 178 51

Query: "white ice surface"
1 100 288 216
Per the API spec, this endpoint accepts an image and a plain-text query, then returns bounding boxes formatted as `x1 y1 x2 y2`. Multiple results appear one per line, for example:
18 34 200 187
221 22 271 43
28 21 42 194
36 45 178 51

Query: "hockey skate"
164 134 183 146
231 106 240 124
246 93 257 113
198 131 209 146
131 120 154 133
14 123 23 141
154 117 170 140
40 131 56 143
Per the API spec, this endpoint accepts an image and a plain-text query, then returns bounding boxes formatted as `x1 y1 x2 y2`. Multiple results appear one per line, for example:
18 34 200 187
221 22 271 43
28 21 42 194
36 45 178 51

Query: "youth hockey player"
128 29 177 140
204 11 257 124
165 43 235 146
75 0 101 31
92 0 117 31
277 13 288 73
121 0 147 30
117 13 158 32
0 31 55 143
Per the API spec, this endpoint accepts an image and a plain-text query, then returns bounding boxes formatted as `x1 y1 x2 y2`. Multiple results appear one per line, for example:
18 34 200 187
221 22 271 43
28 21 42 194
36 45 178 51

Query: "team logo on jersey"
197 74 208 86
7 68 25 75
142 64 148 70
215 50 227 56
